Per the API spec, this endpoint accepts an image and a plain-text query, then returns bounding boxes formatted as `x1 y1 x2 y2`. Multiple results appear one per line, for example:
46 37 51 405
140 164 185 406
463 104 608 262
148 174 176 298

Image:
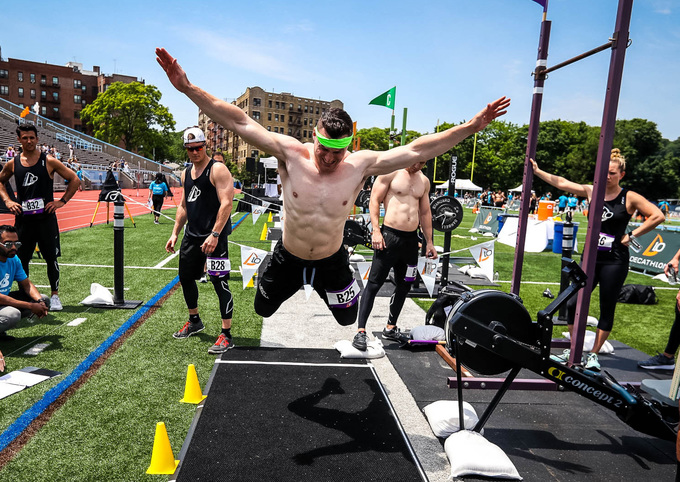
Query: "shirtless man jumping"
156 47 509 326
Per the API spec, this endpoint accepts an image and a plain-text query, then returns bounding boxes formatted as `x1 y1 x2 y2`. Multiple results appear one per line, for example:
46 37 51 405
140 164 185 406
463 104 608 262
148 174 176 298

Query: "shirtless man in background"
353 161 437 350
156 47 509 326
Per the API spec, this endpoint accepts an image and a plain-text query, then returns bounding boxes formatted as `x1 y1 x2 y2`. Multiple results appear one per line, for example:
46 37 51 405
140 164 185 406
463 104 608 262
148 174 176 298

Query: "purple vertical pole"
511 11 551 295
570 0 633 365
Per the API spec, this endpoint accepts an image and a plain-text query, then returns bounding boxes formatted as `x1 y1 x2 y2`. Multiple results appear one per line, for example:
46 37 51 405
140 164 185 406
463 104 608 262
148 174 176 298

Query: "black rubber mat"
175 348 426 481
383 339 678 481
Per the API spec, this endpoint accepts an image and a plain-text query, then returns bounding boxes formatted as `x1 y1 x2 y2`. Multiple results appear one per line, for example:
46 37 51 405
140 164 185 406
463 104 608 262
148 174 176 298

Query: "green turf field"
0 203 675 481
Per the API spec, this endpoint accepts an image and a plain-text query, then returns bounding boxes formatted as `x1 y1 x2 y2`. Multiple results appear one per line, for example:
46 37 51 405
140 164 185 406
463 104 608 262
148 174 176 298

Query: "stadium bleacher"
0 98 180 191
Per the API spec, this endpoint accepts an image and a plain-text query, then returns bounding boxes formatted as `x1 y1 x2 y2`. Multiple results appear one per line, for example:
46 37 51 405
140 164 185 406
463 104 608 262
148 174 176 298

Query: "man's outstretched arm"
362 96 511 177
156 48 301 161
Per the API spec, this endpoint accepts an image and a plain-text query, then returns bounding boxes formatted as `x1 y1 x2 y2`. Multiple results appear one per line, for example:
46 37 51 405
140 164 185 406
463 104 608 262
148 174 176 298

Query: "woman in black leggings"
530 149 664 370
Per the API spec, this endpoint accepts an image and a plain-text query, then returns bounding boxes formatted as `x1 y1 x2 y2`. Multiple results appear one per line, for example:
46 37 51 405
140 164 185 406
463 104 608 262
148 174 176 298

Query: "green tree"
81 82 175 154
354 127 390 151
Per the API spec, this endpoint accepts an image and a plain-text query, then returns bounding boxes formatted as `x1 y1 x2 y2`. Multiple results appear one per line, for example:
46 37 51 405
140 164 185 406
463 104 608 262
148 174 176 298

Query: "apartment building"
198 86 343 166
0 53 142 132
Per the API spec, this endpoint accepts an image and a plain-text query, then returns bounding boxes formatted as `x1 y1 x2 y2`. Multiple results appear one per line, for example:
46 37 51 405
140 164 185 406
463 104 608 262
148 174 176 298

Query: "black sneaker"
352 331 368 351
208 333 234 354
638 352 675 370
173 320 205 339
382 326 402 341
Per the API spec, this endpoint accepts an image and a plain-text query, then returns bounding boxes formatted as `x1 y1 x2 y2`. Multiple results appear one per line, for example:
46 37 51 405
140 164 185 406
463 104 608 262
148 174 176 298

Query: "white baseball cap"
183 127 206 146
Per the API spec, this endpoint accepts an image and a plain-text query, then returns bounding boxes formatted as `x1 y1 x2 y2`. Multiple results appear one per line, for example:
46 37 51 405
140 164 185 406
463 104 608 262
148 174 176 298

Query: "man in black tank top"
0 124 80 312
165 127 237 355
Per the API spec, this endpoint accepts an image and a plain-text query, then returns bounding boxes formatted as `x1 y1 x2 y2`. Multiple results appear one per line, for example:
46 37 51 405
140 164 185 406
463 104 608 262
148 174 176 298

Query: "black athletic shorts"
179 233 230 281
15 213 61 260
368 225 419 285
257 240 359 310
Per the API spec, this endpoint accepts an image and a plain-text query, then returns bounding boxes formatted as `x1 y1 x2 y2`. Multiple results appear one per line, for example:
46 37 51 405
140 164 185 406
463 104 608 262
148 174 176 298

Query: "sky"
2 0 678 141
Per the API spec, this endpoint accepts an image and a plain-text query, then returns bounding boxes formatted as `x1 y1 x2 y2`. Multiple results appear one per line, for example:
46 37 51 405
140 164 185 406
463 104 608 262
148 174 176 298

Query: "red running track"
0 188 183 232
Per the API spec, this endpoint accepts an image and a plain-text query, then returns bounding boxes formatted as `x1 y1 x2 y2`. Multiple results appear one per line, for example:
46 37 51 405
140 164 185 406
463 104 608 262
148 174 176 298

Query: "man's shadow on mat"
288 377 414 465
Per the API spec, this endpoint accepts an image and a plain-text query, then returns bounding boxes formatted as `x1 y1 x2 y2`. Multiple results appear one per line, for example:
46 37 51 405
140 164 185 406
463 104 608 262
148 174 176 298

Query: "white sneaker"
50 294 63 311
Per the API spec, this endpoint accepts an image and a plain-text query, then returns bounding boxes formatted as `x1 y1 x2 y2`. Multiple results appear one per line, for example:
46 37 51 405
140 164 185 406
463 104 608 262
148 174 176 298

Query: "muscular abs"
279 158 363 260
382 170 428 231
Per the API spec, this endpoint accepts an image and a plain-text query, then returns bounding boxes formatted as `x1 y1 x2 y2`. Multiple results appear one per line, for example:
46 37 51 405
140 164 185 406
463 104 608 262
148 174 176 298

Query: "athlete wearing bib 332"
0 124 80 312
166 127 236 355
530 150 663 370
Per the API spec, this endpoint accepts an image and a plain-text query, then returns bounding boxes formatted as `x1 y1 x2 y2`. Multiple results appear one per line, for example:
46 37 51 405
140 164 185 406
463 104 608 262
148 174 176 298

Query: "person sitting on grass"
0 224 50 342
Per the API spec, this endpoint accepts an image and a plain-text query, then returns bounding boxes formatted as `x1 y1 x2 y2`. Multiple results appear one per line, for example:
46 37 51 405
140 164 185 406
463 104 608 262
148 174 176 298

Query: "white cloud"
175 29 321 84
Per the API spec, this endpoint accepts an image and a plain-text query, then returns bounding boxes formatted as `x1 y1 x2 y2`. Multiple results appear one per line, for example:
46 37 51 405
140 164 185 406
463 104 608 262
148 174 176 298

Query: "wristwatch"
211 231 220 238
59 197 68 204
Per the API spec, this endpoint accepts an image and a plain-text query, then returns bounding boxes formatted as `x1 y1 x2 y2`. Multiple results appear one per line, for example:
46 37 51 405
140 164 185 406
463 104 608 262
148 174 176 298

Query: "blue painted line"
232 212 248 229
0 276 180 452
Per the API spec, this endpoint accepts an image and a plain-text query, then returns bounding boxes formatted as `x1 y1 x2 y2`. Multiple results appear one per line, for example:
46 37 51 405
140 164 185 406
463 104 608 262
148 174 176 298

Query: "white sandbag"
81 283 114 306
349 253 365 262
445 430 522 479
423 400 479 438
334 338 385 359
561 330 614 354
410 325 446 342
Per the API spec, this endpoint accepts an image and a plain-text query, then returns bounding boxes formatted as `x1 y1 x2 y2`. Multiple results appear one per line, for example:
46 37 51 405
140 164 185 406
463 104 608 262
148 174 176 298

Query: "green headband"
314 126 353 149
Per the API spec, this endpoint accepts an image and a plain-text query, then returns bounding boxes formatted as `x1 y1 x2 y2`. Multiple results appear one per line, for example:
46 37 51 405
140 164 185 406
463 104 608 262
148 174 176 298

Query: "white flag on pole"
240 245 268 289
417 256 439 297
252 202 270 224
468 240 495 282
356 262 372 288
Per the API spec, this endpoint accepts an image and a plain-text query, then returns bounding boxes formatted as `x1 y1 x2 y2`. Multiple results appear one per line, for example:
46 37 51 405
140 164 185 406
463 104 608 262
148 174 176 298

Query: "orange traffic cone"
180 364 207 404
146 422 179 474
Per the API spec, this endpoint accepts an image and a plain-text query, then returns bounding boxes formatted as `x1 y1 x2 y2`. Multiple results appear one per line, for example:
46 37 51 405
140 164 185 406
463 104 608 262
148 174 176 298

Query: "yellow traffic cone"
180 364 207 404
246 273 256 288
260 223 268 241
146 422 180 474
268 211 273 223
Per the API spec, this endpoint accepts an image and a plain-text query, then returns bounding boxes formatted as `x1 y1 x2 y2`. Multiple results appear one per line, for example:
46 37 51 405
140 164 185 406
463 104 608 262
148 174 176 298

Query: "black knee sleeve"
211 276 234 319
254 285 281 317
180 275 199 310
357 281 381 330
388 282 412 326
330 302 359 326
45 258 60 292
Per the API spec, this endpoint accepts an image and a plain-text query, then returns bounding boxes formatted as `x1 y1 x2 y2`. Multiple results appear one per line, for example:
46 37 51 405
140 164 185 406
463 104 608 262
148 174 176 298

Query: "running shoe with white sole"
208 333 233 354
50 294 63 311
352 331 368 351
550 349 571 364
584 352 601 371
173 320 205 339
637 352 675 370
382 326 402 341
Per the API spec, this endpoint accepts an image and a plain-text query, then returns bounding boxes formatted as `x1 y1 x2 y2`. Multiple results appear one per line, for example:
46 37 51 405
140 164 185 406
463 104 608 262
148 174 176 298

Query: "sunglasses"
186 144 205 152
0 241 22 249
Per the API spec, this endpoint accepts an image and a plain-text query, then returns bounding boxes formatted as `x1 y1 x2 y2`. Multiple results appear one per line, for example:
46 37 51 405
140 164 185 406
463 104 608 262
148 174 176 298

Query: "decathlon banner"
472 206 504 234
468 240 495 282
240 245 268 289
251 202 270 225
627 226 680 275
